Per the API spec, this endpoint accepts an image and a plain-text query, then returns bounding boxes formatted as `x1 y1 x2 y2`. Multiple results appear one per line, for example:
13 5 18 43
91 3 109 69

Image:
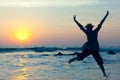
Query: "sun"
16 31 30 41
18 34 27 41
13 27 31 42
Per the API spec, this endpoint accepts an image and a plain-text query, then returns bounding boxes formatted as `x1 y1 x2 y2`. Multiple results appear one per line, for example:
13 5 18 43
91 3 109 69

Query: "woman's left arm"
95 10 109 32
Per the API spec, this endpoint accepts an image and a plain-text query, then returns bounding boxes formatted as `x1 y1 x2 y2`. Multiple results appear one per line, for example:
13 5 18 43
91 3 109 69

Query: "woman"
68 11 109 77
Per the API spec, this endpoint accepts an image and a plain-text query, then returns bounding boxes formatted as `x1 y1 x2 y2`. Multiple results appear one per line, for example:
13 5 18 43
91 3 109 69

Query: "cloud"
0 0 100 7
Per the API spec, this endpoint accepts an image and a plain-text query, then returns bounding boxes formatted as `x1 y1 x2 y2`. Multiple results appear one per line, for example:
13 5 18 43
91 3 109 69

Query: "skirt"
82 41 99 50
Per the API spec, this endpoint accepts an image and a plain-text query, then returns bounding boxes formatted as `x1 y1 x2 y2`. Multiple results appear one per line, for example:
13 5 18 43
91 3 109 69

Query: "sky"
0 0 120 47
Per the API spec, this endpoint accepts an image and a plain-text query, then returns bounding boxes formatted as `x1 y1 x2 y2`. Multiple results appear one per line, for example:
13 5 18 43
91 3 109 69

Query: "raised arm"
95 10 109 32
73 15 86 33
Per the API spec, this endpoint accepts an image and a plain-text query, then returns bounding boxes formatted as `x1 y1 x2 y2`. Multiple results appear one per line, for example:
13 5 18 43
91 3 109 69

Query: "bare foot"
68 57 76 64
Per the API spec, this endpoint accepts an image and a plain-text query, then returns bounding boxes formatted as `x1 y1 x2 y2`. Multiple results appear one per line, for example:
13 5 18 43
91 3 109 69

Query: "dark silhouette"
54 52 78 56
68 11 109 77
107 51 116 55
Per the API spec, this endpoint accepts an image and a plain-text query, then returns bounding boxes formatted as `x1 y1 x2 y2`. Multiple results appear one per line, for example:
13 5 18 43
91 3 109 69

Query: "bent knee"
76 56 84 61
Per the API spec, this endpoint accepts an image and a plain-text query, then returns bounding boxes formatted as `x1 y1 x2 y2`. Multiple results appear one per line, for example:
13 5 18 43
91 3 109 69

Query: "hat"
85 23 94 29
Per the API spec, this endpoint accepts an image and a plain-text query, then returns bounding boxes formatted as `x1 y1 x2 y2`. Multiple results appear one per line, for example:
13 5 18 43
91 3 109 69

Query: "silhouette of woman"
68 11 109 77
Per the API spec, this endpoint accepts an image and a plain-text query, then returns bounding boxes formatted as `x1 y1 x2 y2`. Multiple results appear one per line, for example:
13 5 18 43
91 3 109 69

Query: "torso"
82 30 99 50
85 30 98 43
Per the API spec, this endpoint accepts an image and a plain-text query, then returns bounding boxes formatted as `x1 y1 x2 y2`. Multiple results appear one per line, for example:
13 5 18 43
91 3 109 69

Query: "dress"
82 40 99 50
78 28 103 65
82 29 100 50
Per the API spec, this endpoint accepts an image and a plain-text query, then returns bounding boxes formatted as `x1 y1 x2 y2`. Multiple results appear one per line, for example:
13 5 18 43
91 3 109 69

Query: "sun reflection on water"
12 57 31 80
18 58 27 67
11 53 51 80
13 68 30 80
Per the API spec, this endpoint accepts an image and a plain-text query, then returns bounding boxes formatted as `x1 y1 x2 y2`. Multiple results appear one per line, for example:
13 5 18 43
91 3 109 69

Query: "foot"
104 72 110 77
104 74 107 77
68 57 76 64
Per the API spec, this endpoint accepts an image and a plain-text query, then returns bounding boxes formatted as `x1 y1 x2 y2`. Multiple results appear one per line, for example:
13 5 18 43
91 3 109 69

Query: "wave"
0 47 120 53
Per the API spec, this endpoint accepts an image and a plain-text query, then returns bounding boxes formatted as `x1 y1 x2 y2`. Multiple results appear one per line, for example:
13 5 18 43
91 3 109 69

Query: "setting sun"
12 26 31 42
16 31 29 41
18 34 27 41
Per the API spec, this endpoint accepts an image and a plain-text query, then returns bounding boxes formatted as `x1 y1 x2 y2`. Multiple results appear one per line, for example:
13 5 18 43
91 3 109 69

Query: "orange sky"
0 0 120 47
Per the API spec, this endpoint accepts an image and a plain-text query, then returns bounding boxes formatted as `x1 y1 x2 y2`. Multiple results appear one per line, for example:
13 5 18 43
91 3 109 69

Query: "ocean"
0 48 120 80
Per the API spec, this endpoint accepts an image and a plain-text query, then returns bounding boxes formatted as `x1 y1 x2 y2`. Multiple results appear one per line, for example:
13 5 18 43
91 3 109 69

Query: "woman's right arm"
73 15 86 32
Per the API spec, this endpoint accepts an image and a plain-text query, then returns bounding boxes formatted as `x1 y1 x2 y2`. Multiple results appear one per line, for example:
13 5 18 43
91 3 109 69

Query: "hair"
85 23 94 30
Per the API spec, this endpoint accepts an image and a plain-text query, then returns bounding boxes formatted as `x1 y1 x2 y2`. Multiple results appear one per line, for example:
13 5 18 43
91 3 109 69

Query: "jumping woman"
68 11 109 77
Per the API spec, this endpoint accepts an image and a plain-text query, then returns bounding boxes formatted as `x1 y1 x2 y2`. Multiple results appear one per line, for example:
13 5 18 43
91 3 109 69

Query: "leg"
99 64 107 77
68 57 77 63
68 49 90 63
92 51 107 77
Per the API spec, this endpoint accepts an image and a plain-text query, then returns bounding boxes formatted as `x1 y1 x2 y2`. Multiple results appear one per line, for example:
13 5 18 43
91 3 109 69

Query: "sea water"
0 50 120 80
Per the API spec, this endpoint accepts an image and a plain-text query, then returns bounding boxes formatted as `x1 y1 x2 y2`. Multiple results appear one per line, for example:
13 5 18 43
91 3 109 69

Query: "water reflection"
12 57 31 80
18 58 26 67
13 67 31 80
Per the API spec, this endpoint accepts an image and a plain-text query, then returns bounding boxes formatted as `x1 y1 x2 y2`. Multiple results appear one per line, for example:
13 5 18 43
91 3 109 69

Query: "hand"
106 10 109 16
73 15 76 21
